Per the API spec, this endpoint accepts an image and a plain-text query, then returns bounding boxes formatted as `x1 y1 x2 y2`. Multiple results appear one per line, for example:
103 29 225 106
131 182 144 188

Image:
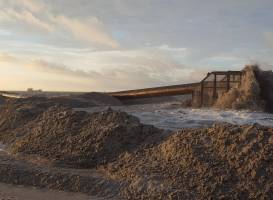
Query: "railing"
109 70 243 106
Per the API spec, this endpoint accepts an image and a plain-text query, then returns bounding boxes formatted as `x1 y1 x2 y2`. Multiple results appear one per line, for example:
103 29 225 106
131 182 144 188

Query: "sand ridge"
103 123 273 199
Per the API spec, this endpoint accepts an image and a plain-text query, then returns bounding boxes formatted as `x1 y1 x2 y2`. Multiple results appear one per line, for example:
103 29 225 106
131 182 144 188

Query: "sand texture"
104 123 273 199
0 67 273 199
0 183 100 200
9 106 161 168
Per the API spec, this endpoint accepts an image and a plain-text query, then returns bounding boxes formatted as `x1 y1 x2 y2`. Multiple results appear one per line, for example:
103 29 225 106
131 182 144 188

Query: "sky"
0 0 273 92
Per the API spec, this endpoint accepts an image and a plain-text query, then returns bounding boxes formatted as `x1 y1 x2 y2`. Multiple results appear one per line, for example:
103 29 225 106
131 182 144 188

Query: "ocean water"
80 102 273 130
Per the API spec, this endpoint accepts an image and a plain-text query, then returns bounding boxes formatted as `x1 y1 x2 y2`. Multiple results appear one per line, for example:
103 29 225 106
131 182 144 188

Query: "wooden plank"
108 82 200 96
113 87 195 99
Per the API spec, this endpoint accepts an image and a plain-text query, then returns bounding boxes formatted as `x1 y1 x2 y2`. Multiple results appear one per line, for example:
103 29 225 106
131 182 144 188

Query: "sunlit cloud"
0 51 205 91
0 53 19 63
0 0 119 48
53 15 119 48
4 9 54 32
0 0 273 91
19 0 46 13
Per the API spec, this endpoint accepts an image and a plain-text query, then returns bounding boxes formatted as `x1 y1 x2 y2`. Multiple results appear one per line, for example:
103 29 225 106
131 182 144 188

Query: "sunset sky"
0 0 273 91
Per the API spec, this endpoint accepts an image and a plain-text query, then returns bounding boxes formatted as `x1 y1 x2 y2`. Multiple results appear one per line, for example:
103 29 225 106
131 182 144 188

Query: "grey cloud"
0 0 119 49
1 0 273 91
264 32 273 48
43 0 273 62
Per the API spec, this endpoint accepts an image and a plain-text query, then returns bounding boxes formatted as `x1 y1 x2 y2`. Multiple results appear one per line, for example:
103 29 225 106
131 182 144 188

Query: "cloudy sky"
0 0 273 91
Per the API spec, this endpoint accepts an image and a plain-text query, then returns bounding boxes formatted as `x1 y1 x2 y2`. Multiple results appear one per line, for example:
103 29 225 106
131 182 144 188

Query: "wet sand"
0 183 101 200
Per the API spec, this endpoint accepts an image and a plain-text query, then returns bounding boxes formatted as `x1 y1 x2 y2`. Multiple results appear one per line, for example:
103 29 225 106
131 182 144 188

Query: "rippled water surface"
80 102 273 130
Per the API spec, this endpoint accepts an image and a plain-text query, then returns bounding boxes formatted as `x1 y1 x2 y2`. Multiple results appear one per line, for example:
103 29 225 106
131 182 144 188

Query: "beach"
0 183 101 200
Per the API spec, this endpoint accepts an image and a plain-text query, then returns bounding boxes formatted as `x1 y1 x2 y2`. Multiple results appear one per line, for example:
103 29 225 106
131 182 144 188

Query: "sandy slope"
0 183 102 200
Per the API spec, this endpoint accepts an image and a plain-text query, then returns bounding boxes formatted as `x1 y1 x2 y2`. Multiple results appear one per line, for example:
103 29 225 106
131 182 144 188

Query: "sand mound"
10 107 160 168
78 92 122 105
0 98 53 143
104 123 273 199
5 92 122 109
51 92 122 108
0 152 122 198
214 65 264 110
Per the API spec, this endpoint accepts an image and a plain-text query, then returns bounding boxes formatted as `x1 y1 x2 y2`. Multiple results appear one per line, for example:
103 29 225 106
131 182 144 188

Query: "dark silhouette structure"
109 70 243 107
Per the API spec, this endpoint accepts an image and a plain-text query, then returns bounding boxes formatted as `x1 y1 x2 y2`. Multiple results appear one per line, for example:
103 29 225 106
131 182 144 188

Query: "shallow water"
79 102 273 130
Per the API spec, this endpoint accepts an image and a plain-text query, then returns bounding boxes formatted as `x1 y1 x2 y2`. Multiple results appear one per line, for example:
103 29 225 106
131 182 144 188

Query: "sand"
5 92 122 109
213 65 273 114
1 102 273 199
103 123 273 199
1 106 273 199
0 67 273 199
0 150 122 199
0 183 98 200
214 65 264 111
0 98 52 144
0 92 122 145
9 106 161 168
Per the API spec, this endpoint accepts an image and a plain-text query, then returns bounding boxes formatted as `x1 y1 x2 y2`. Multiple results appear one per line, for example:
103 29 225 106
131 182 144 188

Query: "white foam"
80 102 273 130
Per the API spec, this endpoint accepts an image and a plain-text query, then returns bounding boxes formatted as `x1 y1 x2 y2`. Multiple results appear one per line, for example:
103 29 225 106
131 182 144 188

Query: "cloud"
6 9 54 32
0 0 119 48
53 15 119 48
0 53 19 62
25 49 205 90
0 51 206 91
19 0 46 13
28 59 101 79
159 44 187 52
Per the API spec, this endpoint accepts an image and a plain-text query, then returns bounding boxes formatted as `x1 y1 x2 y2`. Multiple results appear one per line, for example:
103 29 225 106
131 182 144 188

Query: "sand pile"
51 92 122 108
78 92 122 105
10 107 161 168
0 98 53 143
0 152 122 198
214 65 264 110
5 92 122 108
103 123 273 199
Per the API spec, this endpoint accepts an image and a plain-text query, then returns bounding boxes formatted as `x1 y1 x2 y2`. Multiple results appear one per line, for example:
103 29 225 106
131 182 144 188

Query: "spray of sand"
214 65 264 111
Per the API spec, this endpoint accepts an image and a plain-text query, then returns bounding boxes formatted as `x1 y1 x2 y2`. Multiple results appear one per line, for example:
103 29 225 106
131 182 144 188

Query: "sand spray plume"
214 65 265 111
